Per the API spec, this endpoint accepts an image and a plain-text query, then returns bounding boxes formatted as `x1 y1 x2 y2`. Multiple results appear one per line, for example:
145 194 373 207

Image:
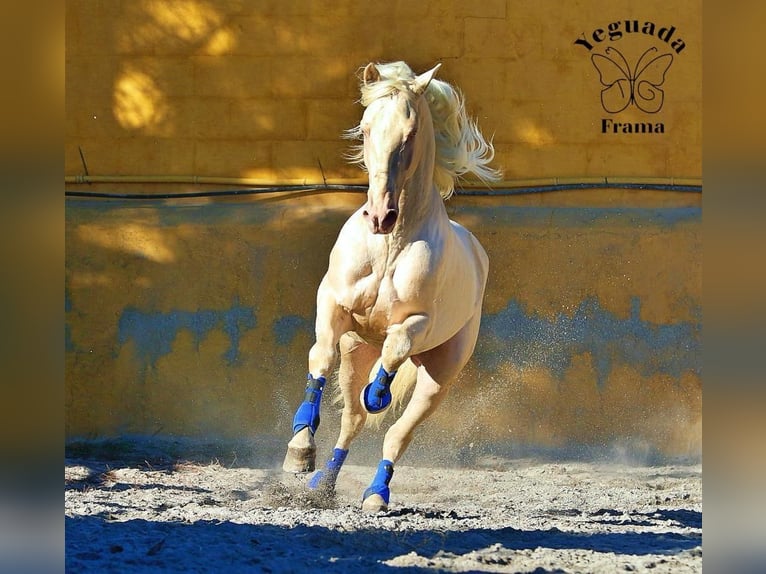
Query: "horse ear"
411 63 442 94
362 62 380 85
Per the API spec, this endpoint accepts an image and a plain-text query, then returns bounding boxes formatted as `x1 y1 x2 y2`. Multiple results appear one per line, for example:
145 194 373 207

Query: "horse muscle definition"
283 61 501 511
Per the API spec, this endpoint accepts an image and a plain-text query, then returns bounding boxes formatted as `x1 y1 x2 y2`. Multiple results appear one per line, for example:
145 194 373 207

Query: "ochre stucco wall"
65 191 701 460
65 0 701 186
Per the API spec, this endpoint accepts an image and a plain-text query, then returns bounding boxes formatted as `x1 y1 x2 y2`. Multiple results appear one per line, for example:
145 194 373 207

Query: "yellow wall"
65 0 701 187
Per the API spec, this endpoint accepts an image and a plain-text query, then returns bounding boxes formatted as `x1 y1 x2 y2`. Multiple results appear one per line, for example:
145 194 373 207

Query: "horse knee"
381 315 429 371
381 327 413 371
308 341 338 378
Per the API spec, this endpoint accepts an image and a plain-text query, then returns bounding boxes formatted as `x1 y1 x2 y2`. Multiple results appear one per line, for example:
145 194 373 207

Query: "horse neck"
394 124 449 243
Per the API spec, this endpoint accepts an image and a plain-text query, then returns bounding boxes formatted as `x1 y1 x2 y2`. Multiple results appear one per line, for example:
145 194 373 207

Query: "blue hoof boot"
361 366 396 414
308 448 348 492
362 459 394 506
361 383 392 414
307 469 333 491
292 375 326 435
362 482 390 505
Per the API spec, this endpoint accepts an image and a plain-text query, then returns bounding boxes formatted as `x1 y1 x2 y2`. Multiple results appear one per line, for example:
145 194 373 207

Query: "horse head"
357 62 441 234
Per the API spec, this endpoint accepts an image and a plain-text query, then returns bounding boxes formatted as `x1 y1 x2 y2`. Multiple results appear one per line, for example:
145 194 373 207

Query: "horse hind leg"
362 459 394 512
362 313 481 511
361 364 453 512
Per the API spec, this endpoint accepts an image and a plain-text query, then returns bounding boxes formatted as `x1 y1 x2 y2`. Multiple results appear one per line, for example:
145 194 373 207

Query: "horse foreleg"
283 283 351 473
361 314 428 414
362 313 481 511
361 459 395 512
283 375 325 473
308 335 377 491
361 364 454 512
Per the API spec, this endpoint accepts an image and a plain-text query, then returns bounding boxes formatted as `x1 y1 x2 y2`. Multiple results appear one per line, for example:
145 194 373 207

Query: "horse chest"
346 273 396 335
342 257 428 341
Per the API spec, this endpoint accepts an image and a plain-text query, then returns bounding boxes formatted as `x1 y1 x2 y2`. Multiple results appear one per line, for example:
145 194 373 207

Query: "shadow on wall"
65 195 351 440
68 1 487 182
66 195 701 463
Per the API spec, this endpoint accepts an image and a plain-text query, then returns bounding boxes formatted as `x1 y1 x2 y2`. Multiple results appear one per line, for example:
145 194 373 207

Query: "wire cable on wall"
64 177 702 200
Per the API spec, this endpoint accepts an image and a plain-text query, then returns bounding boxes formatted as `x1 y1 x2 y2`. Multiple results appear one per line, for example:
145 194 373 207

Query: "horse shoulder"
324 215 380 312
327 213 369 273
448 220 489 279
391 239 437 302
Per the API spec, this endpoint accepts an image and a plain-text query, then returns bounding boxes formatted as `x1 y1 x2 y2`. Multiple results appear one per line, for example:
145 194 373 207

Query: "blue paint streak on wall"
478 296 701 387
273 314 313 346
221 299 258 363
118 300 257 368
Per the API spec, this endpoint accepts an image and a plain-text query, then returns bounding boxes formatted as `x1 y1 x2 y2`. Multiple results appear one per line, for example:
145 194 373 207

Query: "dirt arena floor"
65 439 701 573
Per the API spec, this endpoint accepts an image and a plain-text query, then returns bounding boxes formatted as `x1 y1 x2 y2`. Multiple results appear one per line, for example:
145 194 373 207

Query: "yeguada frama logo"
575 19 686 133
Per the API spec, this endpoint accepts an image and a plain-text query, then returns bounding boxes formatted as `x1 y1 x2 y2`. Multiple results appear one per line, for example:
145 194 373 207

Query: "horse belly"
349 313 387 346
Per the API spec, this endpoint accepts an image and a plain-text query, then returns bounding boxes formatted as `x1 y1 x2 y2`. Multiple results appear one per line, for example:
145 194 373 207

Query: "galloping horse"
283 61 501 511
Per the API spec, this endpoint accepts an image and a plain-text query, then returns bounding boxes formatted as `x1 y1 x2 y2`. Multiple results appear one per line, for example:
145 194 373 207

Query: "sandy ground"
65 440 701 573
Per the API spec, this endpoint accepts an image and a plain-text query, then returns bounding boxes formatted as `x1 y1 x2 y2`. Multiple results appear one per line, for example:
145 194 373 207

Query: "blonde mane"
346 61 502 199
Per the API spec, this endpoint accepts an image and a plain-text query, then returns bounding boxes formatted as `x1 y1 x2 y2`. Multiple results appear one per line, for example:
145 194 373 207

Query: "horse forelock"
358 61 417 104
346 62 502 199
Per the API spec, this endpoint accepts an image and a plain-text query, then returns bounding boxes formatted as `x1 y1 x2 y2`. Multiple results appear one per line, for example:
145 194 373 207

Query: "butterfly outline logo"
590 46 673 114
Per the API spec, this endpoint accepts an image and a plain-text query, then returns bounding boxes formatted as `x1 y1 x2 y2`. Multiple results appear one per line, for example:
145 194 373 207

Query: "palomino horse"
283 61 500 511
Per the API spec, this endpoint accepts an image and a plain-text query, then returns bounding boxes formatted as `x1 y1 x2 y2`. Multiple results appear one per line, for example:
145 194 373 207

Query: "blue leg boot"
362 459 394 512
283 375 325 473
291 375 326 435
361 365 396 414
308 448 348 492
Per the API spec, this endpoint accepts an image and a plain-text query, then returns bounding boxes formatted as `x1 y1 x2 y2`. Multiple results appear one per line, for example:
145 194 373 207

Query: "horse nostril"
363 209 370 217
381 209 398 230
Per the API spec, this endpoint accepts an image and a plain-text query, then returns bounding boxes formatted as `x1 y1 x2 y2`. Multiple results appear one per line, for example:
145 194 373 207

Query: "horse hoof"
284 427 316 473
282 445 316 473
362 493 388 512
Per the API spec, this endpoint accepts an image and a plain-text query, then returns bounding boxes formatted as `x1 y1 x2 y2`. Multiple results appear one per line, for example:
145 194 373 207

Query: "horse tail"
365 359 418 428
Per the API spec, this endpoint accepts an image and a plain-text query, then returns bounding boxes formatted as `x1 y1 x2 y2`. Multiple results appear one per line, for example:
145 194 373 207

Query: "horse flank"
345 61 502 199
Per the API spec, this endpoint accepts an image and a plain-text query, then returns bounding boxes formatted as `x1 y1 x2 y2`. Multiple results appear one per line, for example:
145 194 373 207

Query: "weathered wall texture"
65 0 701 461
65 192 701 460
65 0 701 186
